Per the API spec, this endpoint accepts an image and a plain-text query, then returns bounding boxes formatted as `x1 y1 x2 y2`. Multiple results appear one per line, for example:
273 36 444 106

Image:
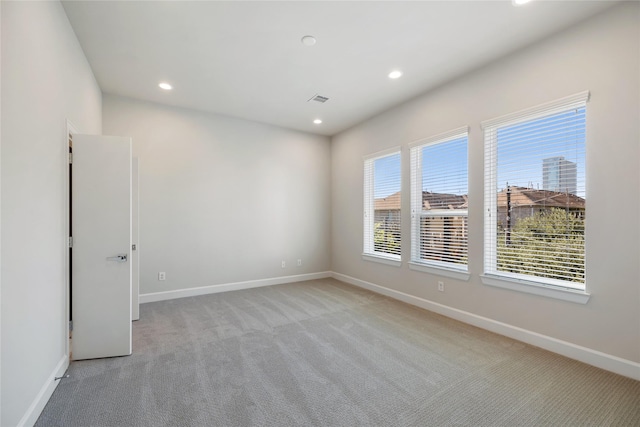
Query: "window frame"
481 91 590 303
409 127 470 280
363 147 402 267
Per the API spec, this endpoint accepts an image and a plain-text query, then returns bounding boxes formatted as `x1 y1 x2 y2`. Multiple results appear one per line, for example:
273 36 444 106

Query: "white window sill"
362 253 402 267
480 274 590 304
409 261 470 281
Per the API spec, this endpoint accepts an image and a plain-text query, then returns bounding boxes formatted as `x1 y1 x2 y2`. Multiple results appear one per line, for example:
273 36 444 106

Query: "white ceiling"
61 1 618 136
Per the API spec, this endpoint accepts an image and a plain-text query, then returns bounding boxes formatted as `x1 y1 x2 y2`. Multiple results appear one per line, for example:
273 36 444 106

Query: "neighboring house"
375 188 586 263
375 191 468 263
420 192 468 263
497 186 586 229
376 188 585 223
374 191 402 225
373 191 468 216
421 191 468 211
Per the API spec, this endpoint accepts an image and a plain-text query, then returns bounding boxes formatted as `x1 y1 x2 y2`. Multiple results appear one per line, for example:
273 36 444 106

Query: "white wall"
103 95 331 298
0 1 102 425
331 2 639 366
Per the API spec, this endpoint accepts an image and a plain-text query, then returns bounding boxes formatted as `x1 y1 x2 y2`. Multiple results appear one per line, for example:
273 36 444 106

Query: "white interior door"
72 134 132 360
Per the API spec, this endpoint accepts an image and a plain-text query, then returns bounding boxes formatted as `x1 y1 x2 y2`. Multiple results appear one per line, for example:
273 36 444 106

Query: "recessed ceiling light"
301 35 316 46
313 119 322 124
158 82 172 90
388 70 403 79
513 0 532 5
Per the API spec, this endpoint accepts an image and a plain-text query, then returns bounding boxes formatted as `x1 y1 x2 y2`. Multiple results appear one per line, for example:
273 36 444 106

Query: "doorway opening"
66 119 78 360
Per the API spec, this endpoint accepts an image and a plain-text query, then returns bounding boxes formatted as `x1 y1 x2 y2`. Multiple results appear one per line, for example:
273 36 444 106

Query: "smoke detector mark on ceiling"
308 94 329 103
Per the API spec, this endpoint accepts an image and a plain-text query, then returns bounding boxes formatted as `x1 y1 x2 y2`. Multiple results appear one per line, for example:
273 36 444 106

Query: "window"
409 128 468 277
483 92 588 292
363 148 401 265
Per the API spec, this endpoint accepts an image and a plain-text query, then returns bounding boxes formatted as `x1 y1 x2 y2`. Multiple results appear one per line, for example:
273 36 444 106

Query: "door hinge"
68 236 73 248
68 153 73 164
69 320 73 331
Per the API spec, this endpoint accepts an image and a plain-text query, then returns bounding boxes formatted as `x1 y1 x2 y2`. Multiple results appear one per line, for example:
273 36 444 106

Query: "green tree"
374 221 401 256
497 208 585 283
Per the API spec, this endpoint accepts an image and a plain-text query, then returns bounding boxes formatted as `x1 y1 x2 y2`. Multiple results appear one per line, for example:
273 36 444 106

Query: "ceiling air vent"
308 94 329 103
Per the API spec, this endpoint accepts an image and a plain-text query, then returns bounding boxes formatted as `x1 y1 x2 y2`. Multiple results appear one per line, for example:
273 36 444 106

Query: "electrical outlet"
281 261 286 268
158 272 166 281
438 281 444 292
297 259 302 266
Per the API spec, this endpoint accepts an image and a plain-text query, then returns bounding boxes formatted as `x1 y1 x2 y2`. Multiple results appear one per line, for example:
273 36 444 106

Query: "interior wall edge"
139 271 333 304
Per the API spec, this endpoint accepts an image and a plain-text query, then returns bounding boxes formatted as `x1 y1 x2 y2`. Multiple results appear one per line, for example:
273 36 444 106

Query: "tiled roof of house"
422 192 467 210
374 187 585 211
374 191 468 211
497 186 585 209
374 191 402 210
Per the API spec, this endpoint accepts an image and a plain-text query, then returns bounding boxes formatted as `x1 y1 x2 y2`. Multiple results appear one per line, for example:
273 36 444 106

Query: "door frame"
132 158 140 321
65 119 79 358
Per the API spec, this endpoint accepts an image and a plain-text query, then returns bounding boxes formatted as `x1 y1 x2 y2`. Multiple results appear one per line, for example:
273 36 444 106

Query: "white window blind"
483 92 588 290
364 149 401 260
410 129 468 270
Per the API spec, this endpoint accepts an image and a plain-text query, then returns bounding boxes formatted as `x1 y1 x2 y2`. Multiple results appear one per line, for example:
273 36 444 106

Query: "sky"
373 107 586 200
373 153 401 198
421 136 468 196
495 107 586 198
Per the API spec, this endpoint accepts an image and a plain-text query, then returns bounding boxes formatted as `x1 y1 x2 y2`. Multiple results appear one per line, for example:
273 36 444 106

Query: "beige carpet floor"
36 278 640 426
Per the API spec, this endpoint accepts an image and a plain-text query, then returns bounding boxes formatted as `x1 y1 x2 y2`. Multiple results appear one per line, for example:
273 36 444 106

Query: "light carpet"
36 278 640 426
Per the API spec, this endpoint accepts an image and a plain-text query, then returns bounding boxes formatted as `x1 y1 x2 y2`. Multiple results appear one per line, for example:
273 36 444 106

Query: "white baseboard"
18 354 69 427
332 272 640 381
140 271 332 304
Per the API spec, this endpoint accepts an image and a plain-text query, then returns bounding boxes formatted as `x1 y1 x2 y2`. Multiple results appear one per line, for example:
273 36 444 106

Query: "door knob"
106 254 127 262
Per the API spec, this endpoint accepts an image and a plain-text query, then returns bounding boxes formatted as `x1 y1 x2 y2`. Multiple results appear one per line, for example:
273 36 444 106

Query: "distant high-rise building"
543 156 577 194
